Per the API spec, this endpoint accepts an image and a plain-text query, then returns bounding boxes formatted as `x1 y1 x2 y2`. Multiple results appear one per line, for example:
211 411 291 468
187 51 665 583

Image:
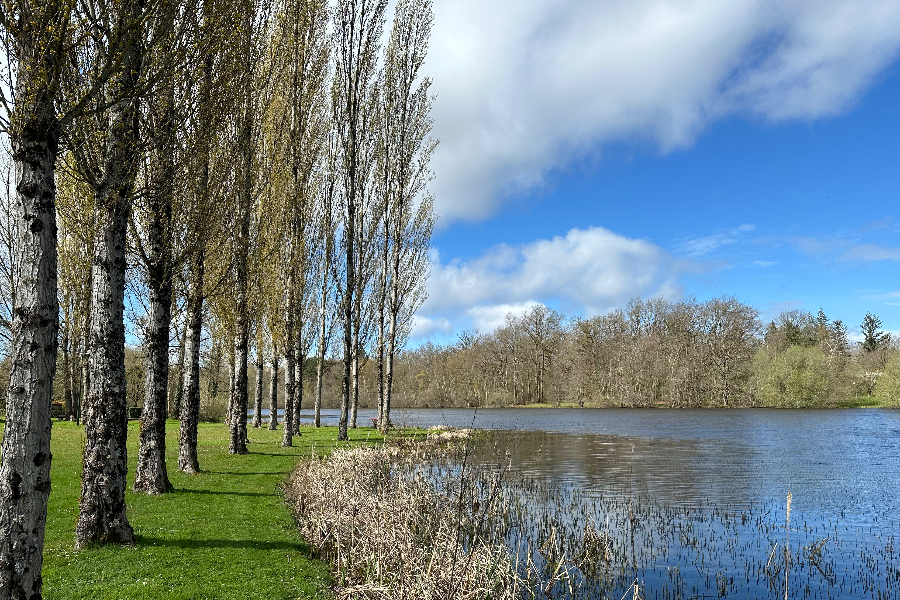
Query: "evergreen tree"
861 312 890 353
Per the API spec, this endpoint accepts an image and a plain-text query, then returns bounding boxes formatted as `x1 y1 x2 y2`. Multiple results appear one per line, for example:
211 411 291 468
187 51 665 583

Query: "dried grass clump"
285 444 523 600
426 426 473 442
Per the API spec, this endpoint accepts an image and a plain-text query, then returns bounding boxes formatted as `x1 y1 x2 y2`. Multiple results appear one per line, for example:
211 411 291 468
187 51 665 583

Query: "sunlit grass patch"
1 418 400 600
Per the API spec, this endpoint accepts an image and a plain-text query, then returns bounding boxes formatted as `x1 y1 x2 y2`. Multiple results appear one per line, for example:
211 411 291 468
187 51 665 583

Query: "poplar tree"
177 0 240 473
0 0 68 590
332 0 387 440
375 0 436 431
133 0 183 496
75 0 149 547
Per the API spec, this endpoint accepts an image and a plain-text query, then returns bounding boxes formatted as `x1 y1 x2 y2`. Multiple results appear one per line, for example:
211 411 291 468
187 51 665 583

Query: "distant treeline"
381 298 900 409
13 296 898 417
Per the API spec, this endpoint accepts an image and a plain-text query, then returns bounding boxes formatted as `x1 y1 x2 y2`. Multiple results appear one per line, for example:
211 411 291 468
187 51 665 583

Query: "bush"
199 389 228 422
285 442 523 600
875 353 900 407
752 346 835 407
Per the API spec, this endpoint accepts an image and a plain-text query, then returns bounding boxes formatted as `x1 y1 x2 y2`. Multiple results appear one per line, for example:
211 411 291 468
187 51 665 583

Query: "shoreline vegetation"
285 428 526 600
489 396 884 409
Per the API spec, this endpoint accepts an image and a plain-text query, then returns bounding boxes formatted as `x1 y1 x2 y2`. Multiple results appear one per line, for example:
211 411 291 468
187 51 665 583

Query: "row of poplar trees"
0 0 436 595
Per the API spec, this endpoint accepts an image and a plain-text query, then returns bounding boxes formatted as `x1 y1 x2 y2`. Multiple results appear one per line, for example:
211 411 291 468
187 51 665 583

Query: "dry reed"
284 436 524 600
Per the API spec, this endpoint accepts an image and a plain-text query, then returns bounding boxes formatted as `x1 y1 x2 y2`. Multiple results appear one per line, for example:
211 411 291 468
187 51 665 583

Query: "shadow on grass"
203 470 286 476
136 536 303 551
172 488 274 498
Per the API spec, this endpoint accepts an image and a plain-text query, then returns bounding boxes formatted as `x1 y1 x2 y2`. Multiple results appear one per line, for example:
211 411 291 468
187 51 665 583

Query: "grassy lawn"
6 418 392 600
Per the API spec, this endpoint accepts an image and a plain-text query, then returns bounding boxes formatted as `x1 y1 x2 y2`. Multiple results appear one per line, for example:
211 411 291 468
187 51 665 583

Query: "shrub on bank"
875 353 900 407
199 388 228 422
752 346 837 407
284 442 522 600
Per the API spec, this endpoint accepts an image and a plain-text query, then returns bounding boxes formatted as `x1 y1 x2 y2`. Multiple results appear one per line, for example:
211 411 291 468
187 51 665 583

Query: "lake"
301 407 900 599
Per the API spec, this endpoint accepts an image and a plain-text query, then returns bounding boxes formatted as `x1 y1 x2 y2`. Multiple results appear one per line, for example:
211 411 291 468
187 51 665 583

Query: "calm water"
306 407 900 599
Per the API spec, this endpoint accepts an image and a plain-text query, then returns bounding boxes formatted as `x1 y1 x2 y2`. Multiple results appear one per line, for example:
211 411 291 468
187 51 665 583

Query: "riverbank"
457 395 886 409
2 419 398 599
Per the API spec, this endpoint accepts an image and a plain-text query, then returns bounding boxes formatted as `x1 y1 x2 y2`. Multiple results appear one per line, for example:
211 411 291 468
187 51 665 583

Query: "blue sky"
410 0 900 344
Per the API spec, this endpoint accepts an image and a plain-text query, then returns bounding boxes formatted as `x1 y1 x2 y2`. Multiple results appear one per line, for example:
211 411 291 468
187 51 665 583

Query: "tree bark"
350 352 359 429
168 324 186 418
134 69 176 493
78 283 91 425
229 0 253 454
282 345 294 445
252 342 263 428
339 216 353 440
0 77 61 598
293 345 303 434
225 340 235 427
80 343 88 425
177 247 204 473
376 218 388 430
68 342 81 422
62 327 73 420
134 234 173 493
76 0 144 548
282 283 295 445
314 235 329 428
268 351 279 430
382 274 399 433
178 0 214 475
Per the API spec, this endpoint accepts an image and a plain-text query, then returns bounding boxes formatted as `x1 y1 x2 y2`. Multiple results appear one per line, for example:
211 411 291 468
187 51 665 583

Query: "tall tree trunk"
314 244 329 428
282 344 294 445
134 69 176 493
225 331 235 427
168 324 186 418
134 236 173 494
80 344 88 425
268 350 279 430
177 246 204 473
252 341 263 428
282 284 295 446
68 341 81 422
350 352 359 429
339 214 353 440
293 345 303 434
229 2 253 454
76 0 144 547
62 327 73 420
79 293 91 425
349 276 360 430
376 219 388 429
225 351 233 425
78 169 137 546
0 71 61 597
382 286 399 433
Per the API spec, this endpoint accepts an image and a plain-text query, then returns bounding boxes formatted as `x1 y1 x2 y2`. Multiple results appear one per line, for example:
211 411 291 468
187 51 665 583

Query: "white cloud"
412 226 701 340
426 0 900 222
678 224 756 256
787 237 900 262
840 244 900 262
466 302 543 333
409 315 453 340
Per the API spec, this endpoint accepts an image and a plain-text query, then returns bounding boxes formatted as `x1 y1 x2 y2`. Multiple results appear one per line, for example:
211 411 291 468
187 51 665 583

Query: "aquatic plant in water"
286 429 900 599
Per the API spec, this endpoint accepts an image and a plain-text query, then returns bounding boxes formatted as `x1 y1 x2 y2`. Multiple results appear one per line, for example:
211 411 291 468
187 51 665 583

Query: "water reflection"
382 408 900 599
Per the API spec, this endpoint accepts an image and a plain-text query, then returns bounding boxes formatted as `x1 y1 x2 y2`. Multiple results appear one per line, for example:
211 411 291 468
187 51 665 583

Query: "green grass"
8 418 397 600
833 395 882 408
